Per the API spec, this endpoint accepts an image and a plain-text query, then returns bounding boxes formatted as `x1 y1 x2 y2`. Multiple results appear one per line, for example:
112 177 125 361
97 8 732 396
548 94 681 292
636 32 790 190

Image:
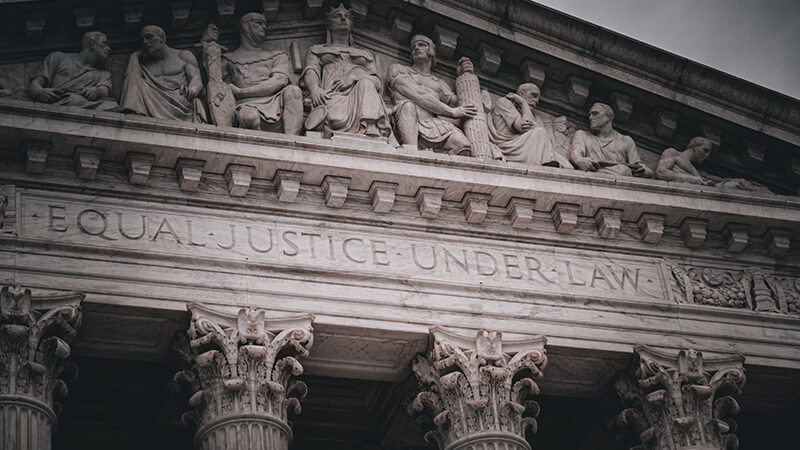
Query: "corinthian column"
615 346 746 450
175 303 314 450
0 286 84 450
409 326 547 450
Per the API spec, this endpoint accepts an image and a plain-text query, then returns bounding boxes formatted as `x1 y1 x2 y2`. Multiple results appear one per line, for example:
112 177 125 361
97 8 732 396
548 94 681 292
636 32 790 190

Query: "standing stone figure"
204 13 303 134
387 35 477 154
656 136 766 191
28 31 119 111
121 25 205 122
570 102 653 177
301 4 394 140
488 83 573 168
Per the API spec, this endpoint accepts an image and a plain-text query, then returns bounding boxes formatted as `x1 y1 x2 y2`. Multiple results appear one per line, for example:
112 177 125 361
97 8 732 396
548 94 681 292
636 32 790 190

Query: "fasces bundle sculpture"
301 4 395 141
201 13 303 134
13 5 776 195
29 31 118 111
387 35 476 154
120 25 204 122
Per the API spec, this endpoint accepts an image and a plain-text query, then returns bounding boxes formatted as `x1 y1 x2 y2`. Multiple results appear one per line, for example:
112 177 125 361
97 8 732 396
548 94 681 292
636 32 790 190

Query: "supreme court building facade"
1 1 799 449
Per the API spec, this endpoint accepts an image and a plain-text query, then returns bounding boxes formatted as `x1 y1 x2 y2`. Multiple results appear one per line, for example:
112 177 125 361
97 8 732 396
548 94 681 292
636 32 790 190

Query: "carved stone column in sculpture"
0 286 84 450
615 345 746 450
175 302 314 450
409 326 547 450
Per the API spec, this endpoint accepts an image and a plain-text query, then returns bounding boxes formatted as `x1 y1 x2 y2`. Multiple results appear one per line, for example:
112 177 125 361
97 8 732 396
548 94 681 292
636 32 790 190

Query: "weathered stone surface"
369 181 398 213
73 146 102 180
637 213 664 244
723 223 749 253
125 152 154 185
416 187 444 218
409 326 547 450
551 202 579 234
73 7 96 31
175 303 314 450
390 12 414 42
765 228 791 257
741 141 765 170
0 286 84 450
520 59 546 87
176 159 205 192
565 76 590 106
170 2 191 29
224 164 255 197
276 170 303 203
25 140 50 174
595 208 622 239
680 218 708 248
609 92 634 122
432 25 459 59
652 108 678 138
123 4 145 32
615 346 745 450
477 42 503 75
507 198 535 229
461 192 491 224
322 176 350 208
25 13 46 41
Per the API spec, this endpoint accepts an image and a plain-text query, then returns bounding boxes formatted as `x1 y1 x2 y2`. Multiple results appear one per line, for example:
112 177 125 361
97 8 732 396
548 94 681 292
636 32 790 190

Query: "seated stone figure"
212 13 302 134
301 4 394 140
570 103 653 177
29 31 118 111
121 25 204 122
387 34 477 154
487 83 572 168
656 136 767 191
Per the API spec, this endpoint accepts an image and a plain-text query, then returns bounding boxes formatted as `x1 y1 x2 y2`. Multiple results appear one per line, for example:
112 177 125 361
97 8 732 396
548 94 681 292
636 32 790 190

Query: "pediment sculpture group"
21 5 762 192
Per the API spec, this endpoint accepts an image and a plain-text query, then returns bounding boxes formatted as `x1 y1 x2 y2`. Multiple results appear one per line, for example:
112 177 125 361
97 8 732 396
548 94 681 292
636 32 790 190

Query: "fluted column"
0 286 84 450
615 346 746 450
409 326 547 450
175 302 314 450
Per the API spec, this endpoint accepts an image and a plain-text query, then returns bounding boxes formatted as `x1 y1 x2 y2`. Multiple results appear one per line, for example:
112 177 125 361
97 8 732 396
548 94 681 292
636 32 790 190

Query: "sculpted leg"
237 106 261 129
282 85 303 135
395 101 419 146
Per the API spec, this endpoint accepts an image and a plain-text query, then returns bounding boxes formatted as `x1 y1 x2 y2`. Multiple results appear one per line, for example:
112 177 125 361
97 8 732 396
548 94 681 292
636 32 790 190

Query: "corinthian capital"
0 286 84 450
175 302 314 450
409 326 547 450
615 346 746 450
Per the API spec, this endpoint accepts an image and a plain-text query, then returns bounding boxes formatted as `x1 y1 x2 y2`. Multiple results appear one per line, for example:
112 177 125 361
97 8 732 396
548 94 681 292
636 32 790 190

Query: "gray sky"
534 0 800 100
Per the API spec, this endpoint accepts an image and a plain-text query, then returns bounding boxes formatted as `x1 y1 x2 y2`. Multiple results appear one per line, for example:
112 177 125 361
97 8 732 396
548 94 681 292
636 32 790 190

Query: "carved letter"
564 261 586 286
411 244 436 270
119 213 147 240
343 237 367 263
503 254 523 279
78 209 117 241
301 232 321 259
590 265 614 289
525 256 557 284
282 231 299 256
443 248 469 274
247 226 273 253
474 251 497 276
48 205 68 232
371 240 390 266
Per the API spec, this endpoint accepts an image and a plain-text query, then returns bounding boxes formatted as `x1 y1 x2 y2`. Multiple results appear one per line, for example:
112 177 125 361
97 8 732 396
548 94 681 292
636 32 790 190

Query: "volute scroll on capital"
409 326 548 450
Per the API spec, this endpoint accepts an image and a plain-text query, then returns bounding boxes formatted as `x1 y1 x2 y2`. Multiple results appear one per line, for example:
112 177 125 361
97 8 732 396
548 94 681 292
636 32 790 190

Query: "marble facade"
1 1 799 449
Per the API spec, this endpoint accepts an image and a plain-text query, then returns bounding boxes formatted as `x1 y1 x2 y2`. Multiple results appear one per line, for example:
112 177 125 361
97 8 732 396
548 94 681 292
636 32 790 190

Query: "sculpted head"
81 31 111 65
140 25 166 56
410 34 436 66
327 3 352 35
687 136 714 165
588 103 614 132
517 83 541 109
240 12 268 44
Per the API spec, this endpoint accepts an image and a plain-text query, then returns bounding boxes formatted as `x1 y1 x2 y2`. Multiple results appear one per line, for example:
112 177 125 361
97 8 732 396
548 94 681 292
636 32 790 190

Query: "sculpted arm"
29 53 66 103
180 50 204 100
388 65 472 119
656 149 709 184
302 51 327 107
569 130 599 171
624 136 654 177
230 54 291 99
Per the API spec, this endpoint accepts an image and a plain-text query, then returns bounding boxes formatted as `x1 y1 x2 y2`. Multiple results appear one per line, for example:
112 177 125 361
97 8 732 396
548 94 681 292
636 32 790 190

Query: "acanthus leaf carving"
615 346 745 450
175 302 314 450
409 326 547 450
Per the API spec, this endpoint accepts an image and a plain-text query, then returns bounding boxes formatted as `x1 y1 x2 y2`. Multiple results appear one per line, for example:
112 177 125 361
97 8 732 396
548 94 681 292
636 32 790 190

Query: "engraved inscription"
23 193 666 301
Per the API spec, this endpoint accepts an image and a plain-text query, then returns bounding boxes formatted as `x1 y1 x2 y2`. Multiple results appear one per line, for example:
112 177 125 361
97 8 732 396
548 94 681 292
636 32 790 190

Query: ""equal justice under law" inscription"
19 192 669 301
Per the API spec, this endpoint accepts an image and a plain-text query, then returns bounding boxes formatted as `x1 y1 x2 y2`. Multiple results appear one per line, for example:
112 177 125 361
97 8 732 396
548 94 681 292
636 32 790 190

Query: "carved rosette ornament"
409 326 547 450
0 286 84 450
175 303 314 450
615 346 746 450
